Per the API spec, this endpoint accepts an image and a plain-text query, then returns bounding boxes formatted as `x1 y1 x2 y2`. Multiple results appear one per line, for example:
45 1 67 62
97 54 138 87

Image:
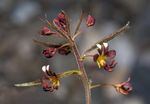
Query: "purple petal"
104 64 113 72
93 54 99 62
106 50 116 58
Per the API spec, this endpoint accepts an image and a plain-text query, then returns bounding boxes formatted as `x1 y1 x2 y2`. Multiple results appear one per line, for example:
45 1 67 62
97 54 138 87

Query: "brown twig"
72 43 91 104
84 22 130 54
33 39 61 48
74 11 84 36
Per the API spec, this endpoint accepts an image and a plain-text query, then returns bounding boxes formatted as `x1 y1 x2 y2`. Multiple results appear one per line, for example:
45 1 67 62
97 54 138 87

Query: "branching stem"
72 43 91 104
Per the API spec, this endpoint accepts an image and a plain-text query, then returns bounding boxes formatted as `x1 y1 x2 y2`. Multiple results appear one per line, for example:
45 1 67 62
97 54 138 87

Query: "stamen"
103 43 108 48
42 65 46 72
96 44 102 49
46 65 50 71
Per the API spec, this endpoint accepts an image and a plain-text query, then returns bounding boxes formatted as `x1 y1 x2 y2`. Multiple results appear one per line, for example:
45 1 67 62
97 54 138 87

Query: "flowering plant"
15 10 132 104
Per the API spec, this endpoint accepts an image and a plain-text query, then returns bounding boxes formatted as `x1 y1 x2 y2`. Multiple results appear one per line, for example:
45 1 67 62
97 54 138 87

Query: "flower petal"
93 54 99 62
106 50 116 58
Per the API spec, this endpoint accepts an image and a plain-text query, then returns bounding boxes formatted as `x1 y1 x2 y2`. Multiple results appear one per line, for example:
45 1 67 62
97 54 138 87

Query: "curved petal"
106 50 116 58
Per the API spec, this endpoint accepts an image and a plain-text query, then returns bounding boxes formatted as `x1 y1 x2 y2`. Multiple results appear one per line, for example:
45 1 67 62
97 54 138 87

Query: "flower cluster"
53 12 67 32
93 43 117 72
15 10 133 103
41 65 60 92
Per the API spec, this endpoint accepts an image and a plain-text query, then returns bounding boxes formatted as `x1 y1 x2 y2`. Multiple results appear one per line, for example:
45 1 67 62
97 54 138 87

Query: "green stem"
91 84 113 89
58 70 82 79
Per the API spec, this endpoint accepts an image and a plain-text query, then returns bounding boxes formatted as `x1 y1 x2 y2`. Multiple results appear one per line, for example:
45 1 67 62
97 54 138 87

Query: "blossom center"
96 55 106 68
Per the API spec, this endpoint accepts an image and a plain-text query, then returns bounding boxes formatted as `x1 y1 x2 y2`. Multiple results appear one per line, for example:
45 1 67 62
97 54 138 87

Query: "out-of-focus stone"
0 0 13 14
10 1 41 26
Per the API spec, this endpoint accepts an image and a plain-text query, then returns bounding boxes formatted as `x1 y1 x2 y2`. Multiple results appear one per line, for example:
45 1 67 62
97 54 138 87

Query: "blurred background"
0 0 150 104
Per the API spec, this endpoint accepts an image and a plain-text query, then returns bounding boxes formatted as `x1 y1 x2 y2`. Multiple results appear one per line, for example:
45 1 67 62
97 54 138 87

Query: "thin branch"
73 31 82 40
74 11 84 35
90 83 113 89
14 80 41 87
57 69 82 79
33 39 61 48
72 43 91 104
84 22 130 54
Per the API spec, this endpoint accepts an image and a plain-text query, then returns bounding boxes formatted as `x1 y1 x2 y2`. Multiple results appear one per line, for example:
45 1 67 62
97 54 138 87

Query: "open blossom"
41 26 56 36
42 48 57 58
93 43 117 72
41 65 60 92
86 15 95 27
113 78 132 95
53 11 67 32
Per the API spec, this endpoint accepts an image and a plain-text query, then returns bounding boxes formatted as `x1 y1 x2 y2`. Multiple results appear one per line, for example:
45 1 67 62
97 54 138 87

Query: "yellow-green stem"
58 70 82 79
91 84 113 89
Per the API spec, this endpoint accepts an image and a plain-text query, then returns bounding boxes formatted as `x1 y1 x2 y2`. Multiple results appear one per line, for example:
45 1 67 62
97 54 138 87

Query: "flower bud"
41 26 56 36
58 12 65 21
42 48 57 58
86 15 95 27
58 46 71 55
114 78 132 95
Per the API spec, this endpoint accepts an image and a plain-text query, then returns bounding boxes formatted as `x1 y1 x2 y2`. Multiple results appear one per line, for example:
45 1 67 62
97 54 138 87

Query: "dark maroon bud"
86 15 95 27
58 46 71 55
114 78 133 95
53 18 61 28
41 26 56 36
42 48 57 58
58 12 65 20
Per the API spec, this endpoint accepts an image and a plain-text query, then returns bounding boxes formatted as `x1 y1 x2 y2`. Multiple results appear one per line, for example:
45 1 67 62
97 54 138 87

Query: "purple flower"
41 65 60 92
93 43 117 72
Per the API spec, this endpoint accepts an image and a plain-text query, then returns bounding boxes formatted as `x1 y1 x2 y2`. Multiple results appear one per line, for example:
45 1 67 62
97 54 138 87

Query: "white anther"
46 65 50 71
103 42 108 48
42 65 46 72
96 44 102 49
